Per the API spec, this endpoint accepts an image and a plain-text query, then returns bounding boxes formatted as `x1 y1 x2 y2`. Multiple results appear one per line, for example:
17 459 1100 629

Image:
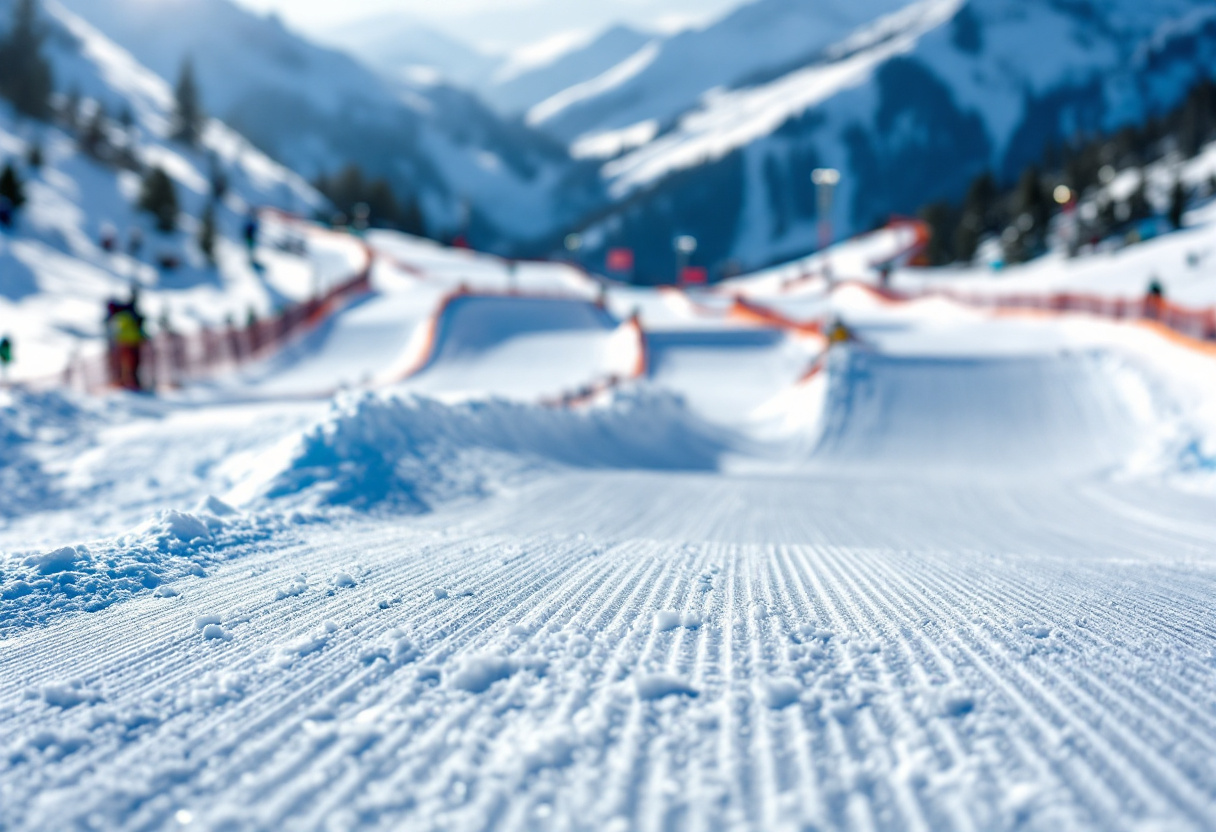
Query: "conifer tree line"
0 0 53 120
0 0 219 257
314 164 428 238
0 161 26 209
918 78 1216 267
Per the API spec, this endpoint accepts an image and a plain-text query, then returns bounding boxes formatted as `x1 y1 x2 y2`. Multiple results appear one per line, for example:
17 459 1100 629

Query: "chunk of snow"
932 685 978 718
359 630 419 666
654 611 682 631
799 625 834 641
23 547 85 575
634 673 698 700
194 615 222 631
761 677 802 709
159 511 212 543
42 682 100 709
273 576 309 601
449 656 518 693
331 572 356 588
201 624 228 641
655 610 702 631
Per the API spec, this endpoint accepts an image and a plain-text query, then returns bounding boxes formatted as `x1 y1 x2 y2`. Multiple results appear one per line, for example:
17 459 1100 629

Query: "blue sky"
231 0 742 52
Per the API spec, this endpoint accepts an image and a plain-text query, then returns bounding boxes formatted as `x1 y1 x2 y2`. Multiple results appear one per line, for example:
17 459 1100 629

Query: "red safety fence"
728 297 825 338
64 248 374 394
845 281 1216 349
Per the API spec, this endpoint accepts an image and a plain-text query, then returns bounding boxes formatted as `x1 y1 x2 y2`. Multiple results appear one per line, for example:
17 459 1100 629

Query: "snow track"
5 230 1216 830
3 470 1216 831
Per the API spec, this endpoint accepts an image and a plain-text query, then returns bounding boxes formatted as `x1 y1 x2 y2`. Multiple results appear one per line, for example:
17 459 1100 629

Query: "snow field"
4 463 1216 830
5 205 1216 829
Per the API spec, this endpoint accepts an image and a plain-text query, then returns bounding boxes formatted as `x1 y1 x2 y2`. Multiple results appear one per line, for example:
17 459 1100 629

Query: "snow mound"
0 508 279 633
634 673 698 700
249 389 725 513
448 655 520 694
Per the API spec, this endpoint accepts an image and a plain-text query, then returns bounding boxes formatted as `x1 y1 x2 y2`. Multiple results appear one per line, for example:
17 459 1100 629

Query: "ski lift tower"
812 168 841 251
674 235 698 285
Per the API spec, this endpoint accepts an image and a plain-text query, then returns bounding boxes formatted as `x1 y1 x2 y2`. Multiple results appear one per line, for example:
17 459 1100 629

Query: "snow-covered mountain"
54 0 590 249
527 0 911 144
559 0 1216 281
318 13 500 91
485 26 654 117
0 0 332 377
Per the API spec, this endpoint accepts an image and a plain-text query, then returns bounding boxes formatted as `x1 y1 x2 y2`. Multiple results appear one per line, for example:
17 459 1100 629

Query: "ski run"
4 197 1216 831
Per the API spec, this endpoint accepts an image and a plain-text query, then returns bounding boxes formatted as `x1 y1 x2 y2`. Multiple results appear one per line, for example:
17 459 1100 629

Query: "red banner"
680 266 708 285
606 248 634 272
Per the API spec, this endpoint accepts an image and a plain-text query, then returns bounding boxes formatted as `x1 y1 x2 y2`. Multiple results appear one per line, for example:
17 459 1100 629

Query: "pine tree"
171 59 205 146
964 172 999 229
1011 166 1052 256
1168 180 1186 231
138 167 179 232
365 179 400 228
1125 173 1152 223
208 154 229 201
954 213 982 265
80 104 110 160
1178 81 1215 158
61 86 82 130
919 201 957 266
400 196 427 238
954 172 998 263
25 141 43 169
0 0 54 121
198 200 217 264
0 162 26 209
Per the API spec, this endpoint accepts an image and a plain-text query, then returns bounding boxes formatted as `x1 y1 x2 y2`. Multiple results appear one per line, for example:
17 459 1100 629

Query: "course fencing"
849 282 1216 347
64 246 373 394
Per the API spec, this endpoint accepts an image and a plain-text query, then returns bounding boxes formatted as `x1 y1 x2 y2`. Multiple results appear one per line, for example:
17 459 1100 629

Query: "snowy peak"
598 0 965 198
319 13 499 90
552 0 1216 281
53 0 585 246
485 25 654 116
526 0 915 143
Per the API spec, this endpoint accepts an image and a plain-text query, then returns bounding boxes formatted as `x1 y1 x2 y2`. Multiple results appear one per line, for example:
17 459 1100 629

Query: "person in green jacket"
0 334 12 381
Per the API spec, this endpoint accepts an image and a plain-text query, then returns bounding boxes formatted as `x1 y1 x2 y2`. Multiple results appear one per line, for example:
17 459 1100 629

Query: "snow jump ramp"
809 349 1143 478
403 294 635 400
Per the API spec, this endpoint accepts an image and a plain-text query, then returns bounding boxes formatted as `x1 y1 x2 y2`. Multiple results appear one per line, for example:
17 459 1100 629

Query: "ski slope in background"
3 189 1216 831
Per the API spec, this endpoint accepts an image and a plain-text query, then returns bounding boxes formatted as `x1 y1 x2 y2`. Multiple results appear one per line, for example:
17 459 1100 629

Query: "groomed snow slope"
3 217 1216 830
811 350 1140 476
404 295 630 401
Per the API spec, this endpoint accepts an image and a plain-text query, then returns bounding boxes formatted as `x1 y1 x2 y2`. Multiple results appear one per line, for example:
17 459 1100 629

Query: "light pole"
812 168 841 251
564 233 583 262
674 235 697 285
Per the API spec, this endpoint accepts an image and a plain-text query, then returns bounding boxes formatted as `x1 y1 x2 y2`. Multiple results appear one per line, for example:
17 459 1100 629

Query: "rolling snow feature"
811 349 1148 476
404 294 642 400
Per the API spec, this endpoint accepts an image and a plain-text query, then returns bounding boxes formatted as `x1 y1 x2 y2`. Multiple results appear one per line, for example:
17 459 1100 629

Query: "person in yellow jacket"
828 317 856 346
106 288 148 390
